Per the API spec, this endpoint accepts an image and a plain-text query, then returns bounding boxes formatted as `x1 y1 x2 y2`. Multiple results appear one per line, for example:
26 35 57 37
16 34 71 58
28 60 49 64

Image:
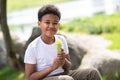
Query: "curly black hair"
38 4 61 21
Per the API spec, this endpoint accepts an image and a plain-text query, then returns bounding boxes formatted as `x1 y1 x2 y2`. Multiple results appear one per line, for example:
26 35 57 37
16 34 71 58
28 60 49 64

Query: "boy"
24 4 102 80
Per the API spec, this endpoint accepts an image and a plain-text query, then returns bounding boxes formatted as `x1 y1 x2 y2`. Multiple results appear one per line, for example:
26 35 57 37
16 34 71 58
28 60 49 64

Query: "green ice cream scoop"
56 39 62 53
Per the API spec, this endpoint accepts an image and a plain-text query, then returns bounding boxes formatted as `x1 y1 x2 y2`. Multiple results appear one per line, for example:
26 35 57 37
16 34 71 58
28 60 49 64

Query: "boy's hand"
57 49 65 66
51 49 65 70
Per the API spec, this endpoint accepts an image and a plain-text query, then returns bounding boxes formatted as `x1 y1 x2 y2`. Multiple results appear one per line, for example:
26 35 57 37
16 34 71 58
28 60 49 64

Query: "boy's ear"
38 21 41 28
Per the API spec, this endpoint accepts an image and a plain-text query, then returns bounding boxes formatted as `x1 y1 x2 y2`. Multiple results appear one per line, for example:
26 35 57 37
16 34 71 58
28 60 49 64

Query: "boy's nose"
49 23 54 28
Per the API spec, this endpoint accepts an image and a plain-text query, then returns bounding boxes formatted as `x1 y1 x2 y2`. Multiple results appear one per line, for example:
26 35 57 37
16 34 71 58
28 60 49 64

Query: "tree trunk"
0 0 23 70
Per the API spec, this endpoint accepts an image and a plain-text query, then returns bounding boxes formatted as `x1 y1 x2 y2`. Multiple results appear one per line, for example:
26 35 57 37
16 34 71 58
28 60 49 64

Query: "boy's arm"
62 54 72 72
25 55 62 80
25 64 54 80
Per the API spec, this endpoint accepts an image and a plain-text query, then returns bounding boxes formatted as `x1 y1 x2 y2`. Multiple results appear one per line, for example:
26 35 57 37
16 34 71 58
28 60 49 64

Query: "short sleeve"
24 45 36 64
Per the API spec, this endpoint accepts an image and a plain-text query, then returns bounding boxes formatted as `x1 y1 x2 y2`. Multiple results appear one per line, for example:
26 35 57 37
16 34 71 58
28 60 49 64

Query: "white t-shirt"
24 35 69 76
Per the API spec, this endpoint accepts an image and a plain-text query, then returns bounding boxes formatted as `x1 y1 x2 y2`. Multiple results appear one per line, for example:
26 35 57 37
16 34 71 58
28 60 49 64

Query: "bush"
60 13 120 49
115 69 120 80
61 13 120 34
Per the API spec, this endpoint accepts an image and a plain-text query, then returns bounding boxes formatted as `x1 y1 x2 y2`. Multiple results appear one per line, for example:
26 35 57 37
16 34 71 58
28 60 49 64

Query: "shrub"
61 13 120 34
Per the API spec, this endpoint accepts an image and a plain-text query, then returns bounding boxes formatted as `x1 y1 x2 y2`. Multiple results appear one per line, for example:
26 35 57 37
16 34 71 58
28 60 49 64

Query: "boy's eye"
45 22 50 24
53 22 58 25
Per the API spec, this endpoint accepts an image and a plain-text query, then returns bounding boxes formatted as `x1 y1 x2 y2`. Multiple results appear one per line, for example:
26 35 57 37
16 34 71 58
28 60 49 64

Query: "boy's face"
38 14 60 38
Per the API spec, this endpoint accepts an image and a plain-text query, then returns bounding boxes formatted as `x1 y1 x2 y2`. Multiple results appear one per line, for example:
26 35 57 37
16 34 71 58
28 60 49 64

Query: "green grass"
7 0 72 12
102 33 120 49
0 67 107 80
0 67 120 80
0 67 25 80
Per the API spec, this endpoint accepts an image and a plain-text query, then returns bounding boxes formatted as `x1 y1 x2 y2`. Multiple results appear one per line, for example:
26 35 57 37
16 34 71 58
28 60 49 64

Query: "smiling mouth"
47 29 56 32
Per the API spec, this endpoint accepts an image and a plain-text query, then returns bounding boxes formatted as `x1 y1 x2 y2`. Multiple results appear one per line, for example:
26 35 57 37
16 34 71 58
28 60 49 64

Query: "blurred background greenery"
60 13 120 49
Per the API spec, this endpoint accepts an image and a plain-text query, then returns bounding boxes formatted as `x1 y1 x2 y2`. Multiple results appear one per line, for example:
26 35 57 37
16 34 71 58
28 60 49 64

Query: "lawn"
0 67 25 80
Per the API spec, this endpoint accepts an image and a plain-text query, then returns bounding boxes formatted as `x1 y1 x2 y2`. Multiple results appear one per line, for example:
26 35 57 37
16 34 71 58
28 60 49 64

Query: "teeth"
56 39 62 54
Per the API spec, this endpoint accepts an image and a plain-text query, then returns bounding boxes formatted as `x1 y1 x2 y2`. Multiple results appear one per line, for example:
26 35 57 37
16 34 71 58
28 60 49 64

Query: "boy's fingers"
61 48 64 52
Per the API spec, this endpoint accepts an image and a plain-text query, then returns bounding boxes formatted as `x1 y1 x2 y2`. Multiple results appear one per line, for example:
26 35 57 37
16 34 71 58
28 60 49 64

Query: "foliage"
60 13 120 49
102 76 108 80
102 69 120 80
115 69 120 80
7 0 72 12
61 13 120 34
0 67 25 80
